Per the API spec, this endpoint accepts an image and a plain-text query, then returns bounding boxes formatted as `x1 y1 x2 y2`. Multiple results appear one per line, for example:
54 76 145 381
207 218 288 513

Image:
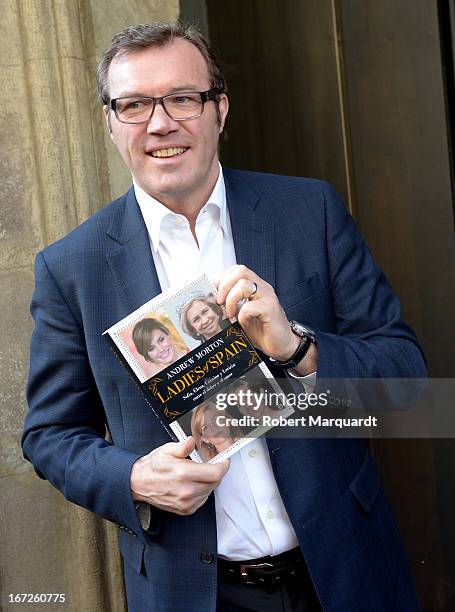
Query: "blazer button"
200 552 214 564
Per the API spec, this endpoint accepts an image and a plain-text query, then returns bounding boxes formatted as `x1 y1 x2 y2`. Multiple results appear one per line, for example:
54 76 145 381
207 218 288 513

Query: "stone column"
0 1 178 610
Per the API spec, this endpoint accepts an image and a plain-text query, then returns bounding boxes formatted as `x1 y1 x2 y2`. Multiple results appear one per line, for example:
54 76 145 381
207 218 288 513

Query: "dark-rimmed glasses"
109 89 219 124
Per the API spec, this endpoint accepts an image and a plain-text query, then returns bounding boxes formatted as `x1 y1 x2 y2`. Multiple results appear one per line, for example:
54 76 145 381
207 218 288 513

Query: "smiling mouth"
150 147 188 158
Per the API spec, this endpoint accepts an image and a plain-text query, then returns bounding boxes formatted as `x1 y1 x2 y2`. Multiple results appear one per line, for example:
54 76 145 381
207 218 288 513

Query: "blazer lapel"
105 170 277 313
224 170 287 459
224 169 275 288
105 187 162 313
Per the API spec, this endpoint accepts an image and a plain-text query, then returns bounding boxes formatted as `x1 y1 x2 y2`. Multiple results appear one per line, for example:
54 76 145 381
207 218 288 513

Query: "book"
103 274 294 463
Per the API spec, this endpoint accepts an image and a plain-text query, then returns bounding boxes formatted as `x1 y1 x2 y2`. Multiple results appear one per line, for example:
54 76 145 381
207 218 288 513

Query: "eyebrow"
113 84 208 99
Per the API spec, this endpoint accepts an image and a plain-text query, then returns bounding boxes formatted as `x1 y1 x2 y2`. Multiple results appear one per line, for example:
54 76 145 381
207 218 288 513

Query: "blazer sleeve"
22 252 152 545
314 182 427 379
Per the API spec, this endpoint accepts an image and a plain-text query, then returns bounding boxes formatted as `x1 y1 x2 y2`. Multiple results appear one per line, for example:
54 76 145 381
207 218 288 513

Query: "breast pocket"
278 274 325 319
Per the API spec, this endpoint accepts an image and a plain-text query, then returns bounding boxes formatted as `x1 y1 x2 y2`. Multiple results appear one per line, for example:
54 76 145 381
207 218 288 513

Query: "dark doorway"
181 1 455 608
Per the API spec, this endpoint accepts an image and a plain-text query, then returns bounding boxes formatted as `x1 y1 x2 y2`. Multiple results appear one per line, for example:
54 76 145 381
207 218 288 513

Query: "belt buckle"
240 562 274 585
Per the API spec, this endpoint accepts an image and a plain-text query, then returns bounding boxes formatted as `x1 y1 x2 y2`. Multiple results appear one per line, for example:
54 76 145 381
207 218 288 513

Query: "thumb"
216 458 231 478
164 436 196 459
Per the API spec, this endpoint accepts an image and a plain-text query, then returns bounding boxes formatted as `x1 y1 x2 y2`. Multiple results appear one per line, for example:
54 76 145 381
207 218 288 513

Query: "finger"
153 490 210 515
224 279 261 318
236 299 272 327
148 446 228 479
213 265 247 290
210 458 231 477
178 470 235 513
190 492 213 512
180 479 222 500
162 436 196 459
159 438 229 483
175 457 230 484
175 492 211 516
216 265 256 304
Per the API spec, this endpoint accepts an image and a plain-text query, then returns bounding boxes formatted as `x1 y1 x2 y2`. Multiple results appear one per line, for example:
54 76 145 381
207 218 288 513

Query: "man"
22 22 426 612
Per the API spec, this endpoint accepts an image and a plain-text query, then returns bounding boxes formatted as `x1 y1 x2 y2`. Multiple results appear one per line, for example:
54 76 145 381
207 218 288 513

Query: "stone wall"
0 2 178 610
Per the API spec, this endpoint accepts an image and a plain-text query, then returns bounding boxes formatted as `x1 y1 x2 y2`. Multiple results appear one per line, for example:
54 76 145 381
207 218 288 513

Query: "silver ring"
248 282 258 300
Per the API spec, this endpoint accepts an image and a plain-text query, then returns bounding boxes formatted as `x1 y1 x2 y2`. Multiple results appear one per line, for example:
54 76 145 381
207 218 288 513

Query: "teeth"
151 147 187 158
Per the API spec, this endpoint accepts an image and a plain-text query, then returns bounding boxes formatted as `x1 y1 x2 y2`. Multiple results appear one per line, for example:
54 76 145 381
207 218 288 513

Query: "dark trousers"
216 565 322 612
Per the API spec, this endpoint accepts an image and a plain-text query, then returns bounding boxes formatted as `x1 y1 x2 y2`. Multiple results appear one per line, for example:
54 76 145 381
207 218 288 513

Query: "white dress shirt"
135 165 299 560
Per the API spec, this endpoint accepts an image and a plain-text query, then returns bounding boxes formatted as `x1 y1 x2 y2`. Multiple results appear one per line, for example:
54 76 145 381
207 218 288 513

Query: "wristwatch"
270 321 317 369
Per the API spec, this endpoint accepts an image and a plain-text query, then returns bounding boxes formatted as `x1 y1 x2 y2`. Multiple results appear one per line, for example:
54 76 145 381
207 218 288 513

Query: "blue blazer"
23 168 426 611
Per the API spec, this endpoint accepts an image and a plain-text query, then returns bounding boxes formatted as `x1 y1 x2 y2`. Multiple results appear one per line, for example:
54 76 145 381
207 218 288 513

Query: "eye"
170 93 199 105
127 100 146 109
116 98 153 115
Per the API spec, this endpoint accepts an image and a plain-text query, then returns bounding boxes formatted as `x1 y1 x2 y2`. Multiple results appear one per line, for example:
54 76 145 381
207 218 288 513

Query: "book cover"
103 274 293 463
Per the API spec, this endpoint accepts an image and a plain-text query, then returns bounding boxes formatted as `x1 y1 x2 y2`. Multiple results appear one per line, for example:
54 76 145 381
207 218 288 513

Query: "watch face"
290 321 316 342
290 321 305 337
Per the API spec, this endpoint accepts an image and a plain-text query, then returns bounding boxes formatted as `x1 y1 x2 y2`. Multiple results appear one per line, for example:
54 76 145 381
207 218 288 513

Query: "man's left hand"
215 265 300 361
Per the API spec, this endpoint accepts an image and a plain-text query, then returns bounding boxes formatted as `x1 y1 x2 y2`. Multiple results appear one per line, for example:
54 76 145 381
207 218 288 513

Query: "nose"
146 101 178 135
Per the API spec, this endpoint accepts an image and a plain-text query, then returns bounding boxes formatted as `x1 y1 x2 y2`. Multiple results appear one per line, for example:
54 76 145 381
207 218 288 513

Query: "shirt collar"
206 163 229 235
134 163 228 252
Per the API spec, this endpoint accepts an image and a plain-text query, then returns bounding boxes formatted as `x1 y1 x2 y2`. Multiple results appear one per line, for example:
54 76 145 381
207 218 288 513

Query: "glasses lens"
115 98 154 123
164 93 202 120
113 93 205 123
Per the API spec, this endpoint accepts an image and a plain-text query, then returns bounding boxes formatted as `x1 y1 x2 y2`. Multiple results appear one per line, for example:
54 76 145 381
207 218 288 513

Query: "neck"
160 197 203 230
155 194 203 219
137 164 221 239
154 196 202 242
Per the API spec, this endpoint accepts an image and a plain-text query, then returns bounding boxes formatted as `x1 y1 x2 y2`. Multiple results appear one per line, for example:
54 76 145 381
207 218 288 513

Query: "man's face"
105 39 228 207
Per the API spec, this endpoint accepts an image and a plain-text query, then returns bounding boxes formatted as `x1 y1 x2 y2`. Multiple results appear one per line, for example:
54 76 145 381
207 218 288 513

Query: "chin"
215 441 231 453
149 171 193 195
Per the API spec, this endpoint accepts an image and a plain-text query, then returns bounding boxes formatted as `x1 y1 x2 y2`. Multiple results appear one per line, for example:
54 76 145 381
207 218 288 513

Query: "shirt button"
266 510 274 520
174 217 184 225
248 449 257 458
200 552 214 564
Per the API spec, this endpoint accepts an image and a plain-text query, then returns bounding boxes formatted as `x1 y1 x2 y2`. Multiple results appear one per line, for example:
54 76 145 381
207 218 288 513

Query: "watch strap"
271 333 313 369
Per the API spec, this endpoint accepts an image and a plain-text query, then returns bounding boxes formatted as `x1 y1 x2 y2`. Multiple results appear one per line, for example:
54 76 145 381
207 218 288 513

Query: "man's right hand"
130 437 230 515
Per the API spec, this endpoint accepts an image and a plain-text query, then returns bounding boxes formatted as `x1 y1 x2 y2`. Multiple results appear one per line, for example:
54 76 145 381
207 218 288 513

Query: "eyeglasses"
109 89 220 124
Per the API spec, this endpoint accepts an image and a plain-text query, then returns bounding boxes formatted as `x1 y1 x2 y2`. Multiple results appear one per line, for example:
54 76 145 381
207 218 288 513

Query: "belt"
217 547 306 588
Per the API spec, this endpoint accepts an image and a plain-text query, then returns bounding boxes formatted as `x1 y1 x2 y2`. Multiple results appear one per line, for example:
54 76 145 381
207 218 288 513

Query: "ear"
103 105 114 139
218 94 229 133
